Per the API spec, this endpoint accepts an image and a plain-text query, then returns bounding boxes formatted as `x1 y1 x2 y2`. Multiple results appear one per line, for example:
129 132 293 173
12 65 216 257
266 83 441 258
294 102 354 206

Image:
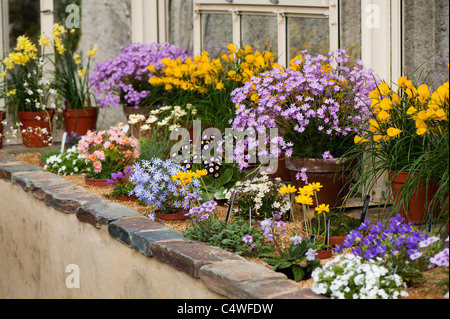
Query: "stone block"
76 201 141 229
150 240 246 278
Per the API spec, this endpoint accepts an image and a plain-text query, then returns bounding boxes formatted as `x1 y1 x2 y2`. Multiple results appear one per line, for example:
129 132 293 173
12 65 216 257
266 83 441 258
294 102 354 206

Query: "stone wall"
0 150 323 299
78 0 132 131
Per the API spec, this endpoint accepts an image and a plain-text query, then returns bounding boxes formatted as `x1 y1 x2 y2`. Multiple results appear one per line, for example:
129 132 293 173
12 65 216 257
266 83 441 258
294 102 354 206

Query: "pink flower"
93 161 102 173
94 135 103 145
104 141 112 149
94 150 105 161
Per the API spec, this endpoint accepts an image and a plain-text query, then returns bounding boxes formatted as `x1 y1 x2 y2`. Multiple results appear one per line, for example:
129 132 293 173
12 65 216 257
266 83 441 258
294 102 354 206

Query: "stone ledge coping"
0 150 325 300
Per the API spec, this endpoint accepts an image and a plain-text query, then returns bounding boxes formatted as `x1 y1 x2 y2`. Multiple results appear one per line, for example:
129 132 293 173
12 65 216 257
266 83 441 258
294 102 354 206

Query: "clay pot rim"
285 157 352 172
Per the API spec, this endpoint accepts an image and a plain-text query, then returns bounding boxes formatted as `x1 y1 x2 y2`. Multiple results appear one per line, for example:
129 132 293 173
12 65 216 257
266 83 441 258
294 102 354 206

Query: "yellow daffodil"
78 68 85 77
398 76 408 88
87 45 98 58
378 82 391 96
379 98 393 111
216 82 224 90
73 53 81 65
376 110 391 123
6 89 16 96
227 43 237 54
38 34 50 47
387 127 402 138
406 106 417 115
354 135 369 144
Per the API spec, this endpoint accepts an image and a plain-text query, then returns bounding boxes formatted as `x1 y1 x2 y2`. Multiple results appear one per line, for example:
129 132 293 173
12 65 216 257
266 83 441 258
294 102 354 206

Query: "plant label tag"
61 132 67 153
360 195 371 223
225 191 235 224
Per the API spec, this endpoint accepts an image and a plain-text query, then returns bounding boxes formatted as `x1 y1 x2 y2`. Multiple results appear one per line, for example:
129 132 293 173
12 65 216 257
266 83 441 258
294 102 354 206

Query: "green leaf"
292 265 305 282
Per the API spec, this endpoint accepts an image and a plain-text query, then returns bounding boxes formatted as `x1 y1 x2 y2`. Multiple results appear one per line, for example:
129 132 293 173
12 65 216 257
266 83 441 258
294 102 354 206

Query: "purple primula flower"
201 200 218 213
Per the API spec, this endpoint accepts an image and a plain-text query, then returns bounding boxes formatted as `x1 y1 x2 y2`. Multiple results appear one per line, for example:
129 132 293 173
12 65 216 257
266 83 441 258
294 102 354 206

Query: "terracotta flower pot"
0 111 5 149
154 209 188 221
390 171 439 225
316 249 333 259
85 177 111 187
114 195 137 202
18 110 55 148
285 157 354 208
63 107 98 138
268 154 291 181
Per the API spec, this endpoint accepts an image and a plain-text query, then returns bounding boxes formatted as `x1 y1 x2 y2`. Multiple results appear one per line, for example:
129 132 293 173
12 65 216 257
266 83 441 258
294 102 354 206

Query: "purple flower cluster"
335 214 448 273
90 42 190 108
184 200 218 223
260 212 286 241
230 49 376 168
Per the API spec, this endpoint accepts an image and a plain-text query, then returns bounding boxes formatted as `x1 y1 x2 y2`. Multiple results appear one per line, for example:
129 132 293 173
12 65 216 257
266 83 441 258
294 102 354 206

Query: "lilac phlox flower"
185 206 204 218
201 200 217 213
322 151 335 162
290 235 302 245
429 248 449 268
408 250 423 261
185 193 202 201
419 236 440 248
305 248 318 261
243 235 253 244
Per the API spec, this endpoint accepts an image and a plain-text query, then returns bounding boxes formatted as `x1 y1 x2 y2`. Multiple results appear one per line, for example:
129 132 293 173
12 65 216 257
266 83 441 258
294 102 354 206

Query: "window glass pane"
8 0 40 49
202 14 232 56
403 0 449 88
287 16 329 60
241 15 278 57
168 0 194 55
339 0 361 60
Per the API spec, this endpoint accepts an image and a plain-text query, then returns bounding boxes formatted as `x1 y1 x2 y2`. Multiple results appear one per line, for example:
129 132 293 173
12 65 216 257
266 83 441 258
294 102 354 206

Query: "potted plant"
226 174 291 220
259 212 321 281
129 157 201 221
334 214 446 285
230 49 377 208
77 126 140 186
43 144 91 176
51 23 98 138
148 43 277 130
1 30 61 148
89 42 190 119
346 75 449 225
105 166 137 202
